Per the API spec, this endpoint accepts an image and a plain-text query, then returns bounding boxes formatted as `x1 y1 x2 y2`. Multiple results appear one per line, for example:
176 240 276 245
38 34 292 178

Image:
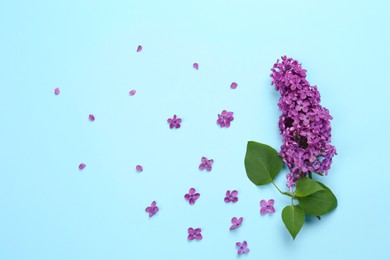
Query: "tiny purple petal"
54 88 60 95
260 200 268 207
79 163 86 170
193 63 199 70
136 165 143 172
189 188 195 195
129 89 136 96
230 82 238 89
136 45 142 52
88 114 95 121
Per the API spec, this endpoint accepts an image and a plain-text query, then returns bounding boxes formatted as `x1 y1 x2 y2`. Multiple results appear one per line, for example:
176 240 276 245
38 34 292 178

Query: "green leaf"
295 177 324 197
282 205 305 240
298 182 337 216
244 141 283 185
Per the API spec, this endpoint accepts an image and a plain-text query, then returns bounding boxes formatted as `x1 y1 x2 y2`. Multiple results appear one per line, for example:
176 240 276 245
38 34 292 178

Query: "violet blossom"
270 56 336 190
184 188 200 205
224 190 238 203
188 227 202 240
217 110 234 128
199 157 214 171
167 115 182 129
230 217 243 230
145 201 159 217
54 88 60 95
260 199 275 215
88 114 95 122
136 165 143 172
236 241 249 255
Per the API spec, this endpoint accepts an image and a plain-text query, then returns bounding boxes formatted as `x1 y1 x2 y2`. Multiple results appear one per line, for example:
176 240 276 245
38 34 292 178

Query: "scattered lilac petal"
193 63 199 70
199 157 214 172
136 45 142 52
54 88 60 95
230 82 238 89
136 165 143 172
188 227 202 240
88 114 95 122
224 190 238 203
217 110 234 128
167 115 182 129
129 89 136 96
79 163 86 170
260 199 275 215
236 241 249 255
230 217 243 230
184 188 200 205
145 201 159 217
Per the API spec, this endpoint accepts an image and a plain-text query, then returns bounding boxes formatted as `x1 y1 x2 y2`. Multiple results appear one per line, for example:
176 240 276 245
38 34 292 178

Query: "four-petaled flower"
260 199 275 215
199 157 214 171
230 217 243 230
217 110 234 128
184 188 200 205
236 241 249 255
145 201 159 217
167 115 182 129
224 190 238 203
188 227 202 240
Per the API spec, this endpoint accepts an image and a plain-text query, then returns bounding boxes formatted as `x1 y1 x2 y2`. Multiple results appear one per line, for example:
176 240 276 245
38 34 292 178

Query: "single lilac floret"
129 89 136 96
230 217 243 230
217 110 234 128
260 199 275 215
224 190 238 203
193 63 199 70
236 241 249 255
199 157 214 171
89 114 95 121
167 115 182 129
54 88 60 95
188 227 202 240
145 201 159 217
136 165 143 172
184 188 200 205
79 163 86 170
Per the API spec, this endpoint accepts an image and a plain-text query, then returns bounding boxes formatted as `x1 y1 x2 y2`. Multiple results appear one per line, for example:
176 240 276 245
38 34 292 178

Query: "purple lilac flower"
54 87 60 95
167 115 182 129
88 114 95 121
79 163 86 170
129 89 136 96
260 199 275 215
184 188 200 205
236 241 249 255
230 217 243 230
230 82 238 89
193 63 199 70
145 201 158 217
188 227 202 240
136 165 143 172
217 110 234 128
199 157 214 171
224 190 238 203
270 56 336 190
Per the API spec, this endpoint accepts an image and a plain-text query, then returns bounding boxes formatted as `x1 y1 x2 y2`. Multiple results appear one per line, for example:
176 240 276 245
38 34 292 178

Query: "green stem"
308 171 313 179
271 180 294 198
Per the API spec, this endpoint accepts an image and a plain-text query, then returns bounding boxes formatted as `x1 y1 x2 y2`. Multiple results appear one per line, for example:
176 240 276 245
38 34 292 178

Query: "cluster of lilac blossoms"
270 56 336 190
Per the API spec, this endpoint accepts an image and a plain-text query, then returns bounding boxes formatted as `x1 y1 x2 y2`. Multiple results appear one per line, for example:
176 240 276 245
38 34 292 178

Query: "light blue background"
1 0 389 259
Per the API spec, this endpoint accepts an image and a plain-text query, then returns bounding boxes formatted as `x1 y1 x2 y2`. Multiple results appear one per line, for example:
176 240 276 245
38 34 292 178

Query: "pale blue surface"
1 0 389 259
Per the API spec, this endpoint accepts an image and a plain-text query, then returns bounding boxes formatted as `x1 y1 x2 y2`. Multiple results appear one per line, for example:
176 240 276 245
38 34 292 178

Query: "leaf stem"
272 180 294 198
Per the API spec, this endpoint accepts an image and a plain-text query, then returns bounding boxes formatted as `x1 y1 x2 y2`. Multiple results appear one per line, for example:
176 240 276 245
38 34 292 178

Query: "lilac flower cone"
270 56 336 189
